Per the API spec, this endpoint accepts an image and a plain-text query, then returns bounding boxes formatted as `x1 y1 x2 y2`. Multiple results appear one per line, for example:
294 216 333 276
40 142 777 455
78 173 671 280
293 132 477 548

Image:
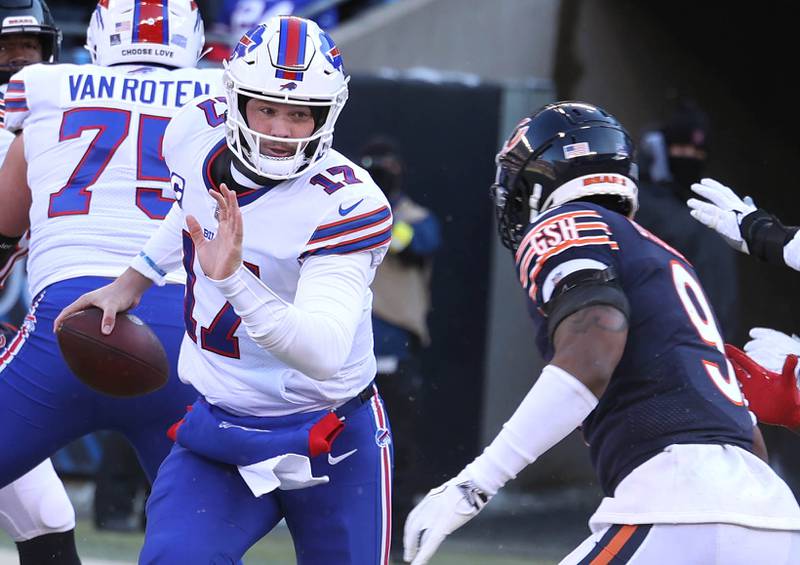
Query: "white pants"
561 522 800 564
0 459 75 542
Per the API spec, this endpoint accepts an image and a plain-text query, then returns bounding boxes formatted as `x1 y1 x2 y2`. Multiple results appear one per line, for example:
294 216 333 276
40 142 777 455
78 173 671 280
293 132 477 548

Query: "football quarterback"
57 16 396 563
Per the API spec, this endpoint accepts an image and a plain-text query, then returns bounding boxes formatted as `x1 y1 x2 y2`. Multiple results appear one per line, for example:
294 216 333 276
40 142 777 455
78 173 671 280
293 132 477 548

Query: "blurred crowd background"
2 0 799 561
45 0 395 65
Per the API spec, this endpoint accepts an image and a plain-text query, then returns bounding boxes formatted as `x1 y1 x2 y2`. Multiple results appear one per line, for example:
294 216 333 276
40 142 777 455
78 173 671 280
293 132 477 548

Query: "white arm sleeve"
129 202 184 285
465 365 598 496
783 230 800 271
211 252 373 381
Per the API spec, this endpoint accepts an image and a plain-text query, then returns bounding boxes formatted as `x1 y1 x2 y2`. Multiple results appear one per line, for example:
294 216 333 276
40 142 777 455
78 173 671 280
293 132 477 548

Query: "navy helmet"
0 0 61 84
491 101 638 251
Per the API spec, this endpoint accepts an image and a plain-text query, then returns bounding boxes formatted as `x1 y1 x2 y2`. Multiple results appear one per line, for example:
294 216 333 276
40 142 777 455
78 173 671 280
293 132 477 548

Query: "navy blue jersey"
516 201 753 495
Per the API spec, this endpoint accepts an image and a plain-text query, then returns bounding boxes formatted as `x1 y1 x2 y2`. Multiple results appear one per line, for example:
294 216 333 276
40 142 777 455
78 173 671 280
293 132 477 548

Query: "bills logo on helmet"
319 31 343 71
232 23 266 60
279 82 297 91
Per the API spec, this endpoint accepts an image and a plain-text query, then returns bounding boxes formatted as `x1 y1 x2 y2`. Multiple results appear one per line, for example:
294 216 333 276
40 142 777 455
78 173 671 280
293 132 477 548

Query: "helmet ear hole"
311 107 329 130
238 94 252 126
303 106 330 158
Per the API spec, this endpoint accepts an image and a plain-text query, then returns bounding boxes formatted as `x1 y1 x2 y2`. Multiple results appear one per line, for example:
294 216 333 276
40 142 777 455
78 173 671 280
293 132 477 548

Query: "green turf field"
0 520 557 564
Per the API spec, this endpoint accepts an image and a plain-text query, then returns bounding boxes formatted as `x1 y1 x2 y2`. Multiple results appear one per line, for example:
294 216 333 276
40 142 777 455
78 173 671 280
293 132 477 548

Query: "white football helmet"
223 16 349 180
85 0 205 69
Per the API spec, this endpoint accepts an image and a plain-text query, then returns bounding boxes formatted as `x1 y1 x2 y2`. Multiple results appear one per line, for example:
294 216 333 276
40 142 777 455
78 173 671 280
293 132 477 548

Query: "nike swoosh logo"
338 199 364 216
218 421 272 433
328 448 357 465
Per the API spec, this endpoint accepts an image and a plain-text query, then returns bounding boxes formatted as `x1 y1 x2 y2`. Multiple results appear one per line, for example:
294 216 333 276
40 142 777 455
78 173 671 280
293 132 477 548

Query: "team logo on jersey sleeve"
171 172 186 204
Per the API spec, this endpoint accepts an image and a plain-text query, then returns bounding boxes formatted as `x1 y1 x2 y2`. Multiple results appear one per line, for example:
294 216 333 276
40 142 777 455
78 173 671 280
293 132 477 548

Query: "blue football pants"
0 276 196 487
140 392 394 564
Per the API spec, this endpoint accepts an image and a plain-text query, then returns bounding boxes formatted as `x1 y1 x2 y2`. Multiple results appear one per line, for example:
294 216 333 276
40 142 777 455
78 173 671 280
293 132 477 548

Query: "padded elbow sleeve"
0 233 21 264
740 209 800 266
0 233 25 287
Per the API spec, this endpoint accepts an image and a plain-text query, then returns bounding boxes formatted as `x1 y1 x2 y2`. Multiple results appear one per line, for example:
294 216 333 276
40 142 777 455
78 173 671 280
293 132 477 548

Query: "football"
56 307 169 397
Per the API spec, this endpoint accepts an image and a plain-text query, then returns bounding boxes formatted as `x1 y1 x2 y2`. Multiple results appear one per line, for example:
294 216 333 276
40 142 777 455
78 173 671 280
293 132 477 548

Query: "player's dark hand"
187 182 243 281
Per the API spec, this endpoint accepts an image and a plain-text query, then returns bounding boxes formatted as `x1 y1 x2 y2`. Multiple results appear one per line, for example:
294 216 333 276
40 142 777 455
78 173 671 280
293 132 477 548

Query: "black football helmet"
0 0 61 84
491 101 639 251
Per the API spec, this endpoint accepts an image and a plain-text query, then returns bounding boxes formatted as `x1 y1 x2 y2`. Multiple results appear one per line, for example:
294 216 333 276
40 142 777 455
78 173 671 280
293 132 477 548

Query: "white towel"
238 453 329 497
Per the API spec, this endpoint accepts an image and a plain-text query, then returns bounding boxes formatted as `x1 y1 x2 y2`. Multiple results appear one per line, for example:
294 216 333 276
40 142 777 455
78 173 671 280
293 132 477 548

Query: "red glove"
725 344 800 428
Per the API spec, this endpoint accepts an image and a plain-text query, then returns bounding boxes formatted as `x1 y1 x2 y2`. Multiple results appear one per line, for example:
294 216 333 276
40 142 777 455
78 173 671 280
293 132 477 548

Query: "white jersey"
3 63 223 296
0 82 9 135
154 96 391 416
0 79 12 153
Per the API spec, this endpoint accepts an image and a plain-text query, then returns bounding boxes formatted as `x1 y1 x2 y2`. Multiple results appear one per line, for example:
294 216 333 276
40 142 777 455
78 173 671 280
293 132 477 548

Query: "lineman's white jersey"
0 79 13 152
144 96 392 416
3 63 223 296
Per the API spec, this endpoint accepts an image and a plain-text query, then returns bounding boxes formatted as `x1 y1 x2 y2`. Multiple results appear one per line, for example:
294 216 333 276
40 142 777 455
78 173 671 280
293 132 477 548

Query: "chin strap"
228 160 278 190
